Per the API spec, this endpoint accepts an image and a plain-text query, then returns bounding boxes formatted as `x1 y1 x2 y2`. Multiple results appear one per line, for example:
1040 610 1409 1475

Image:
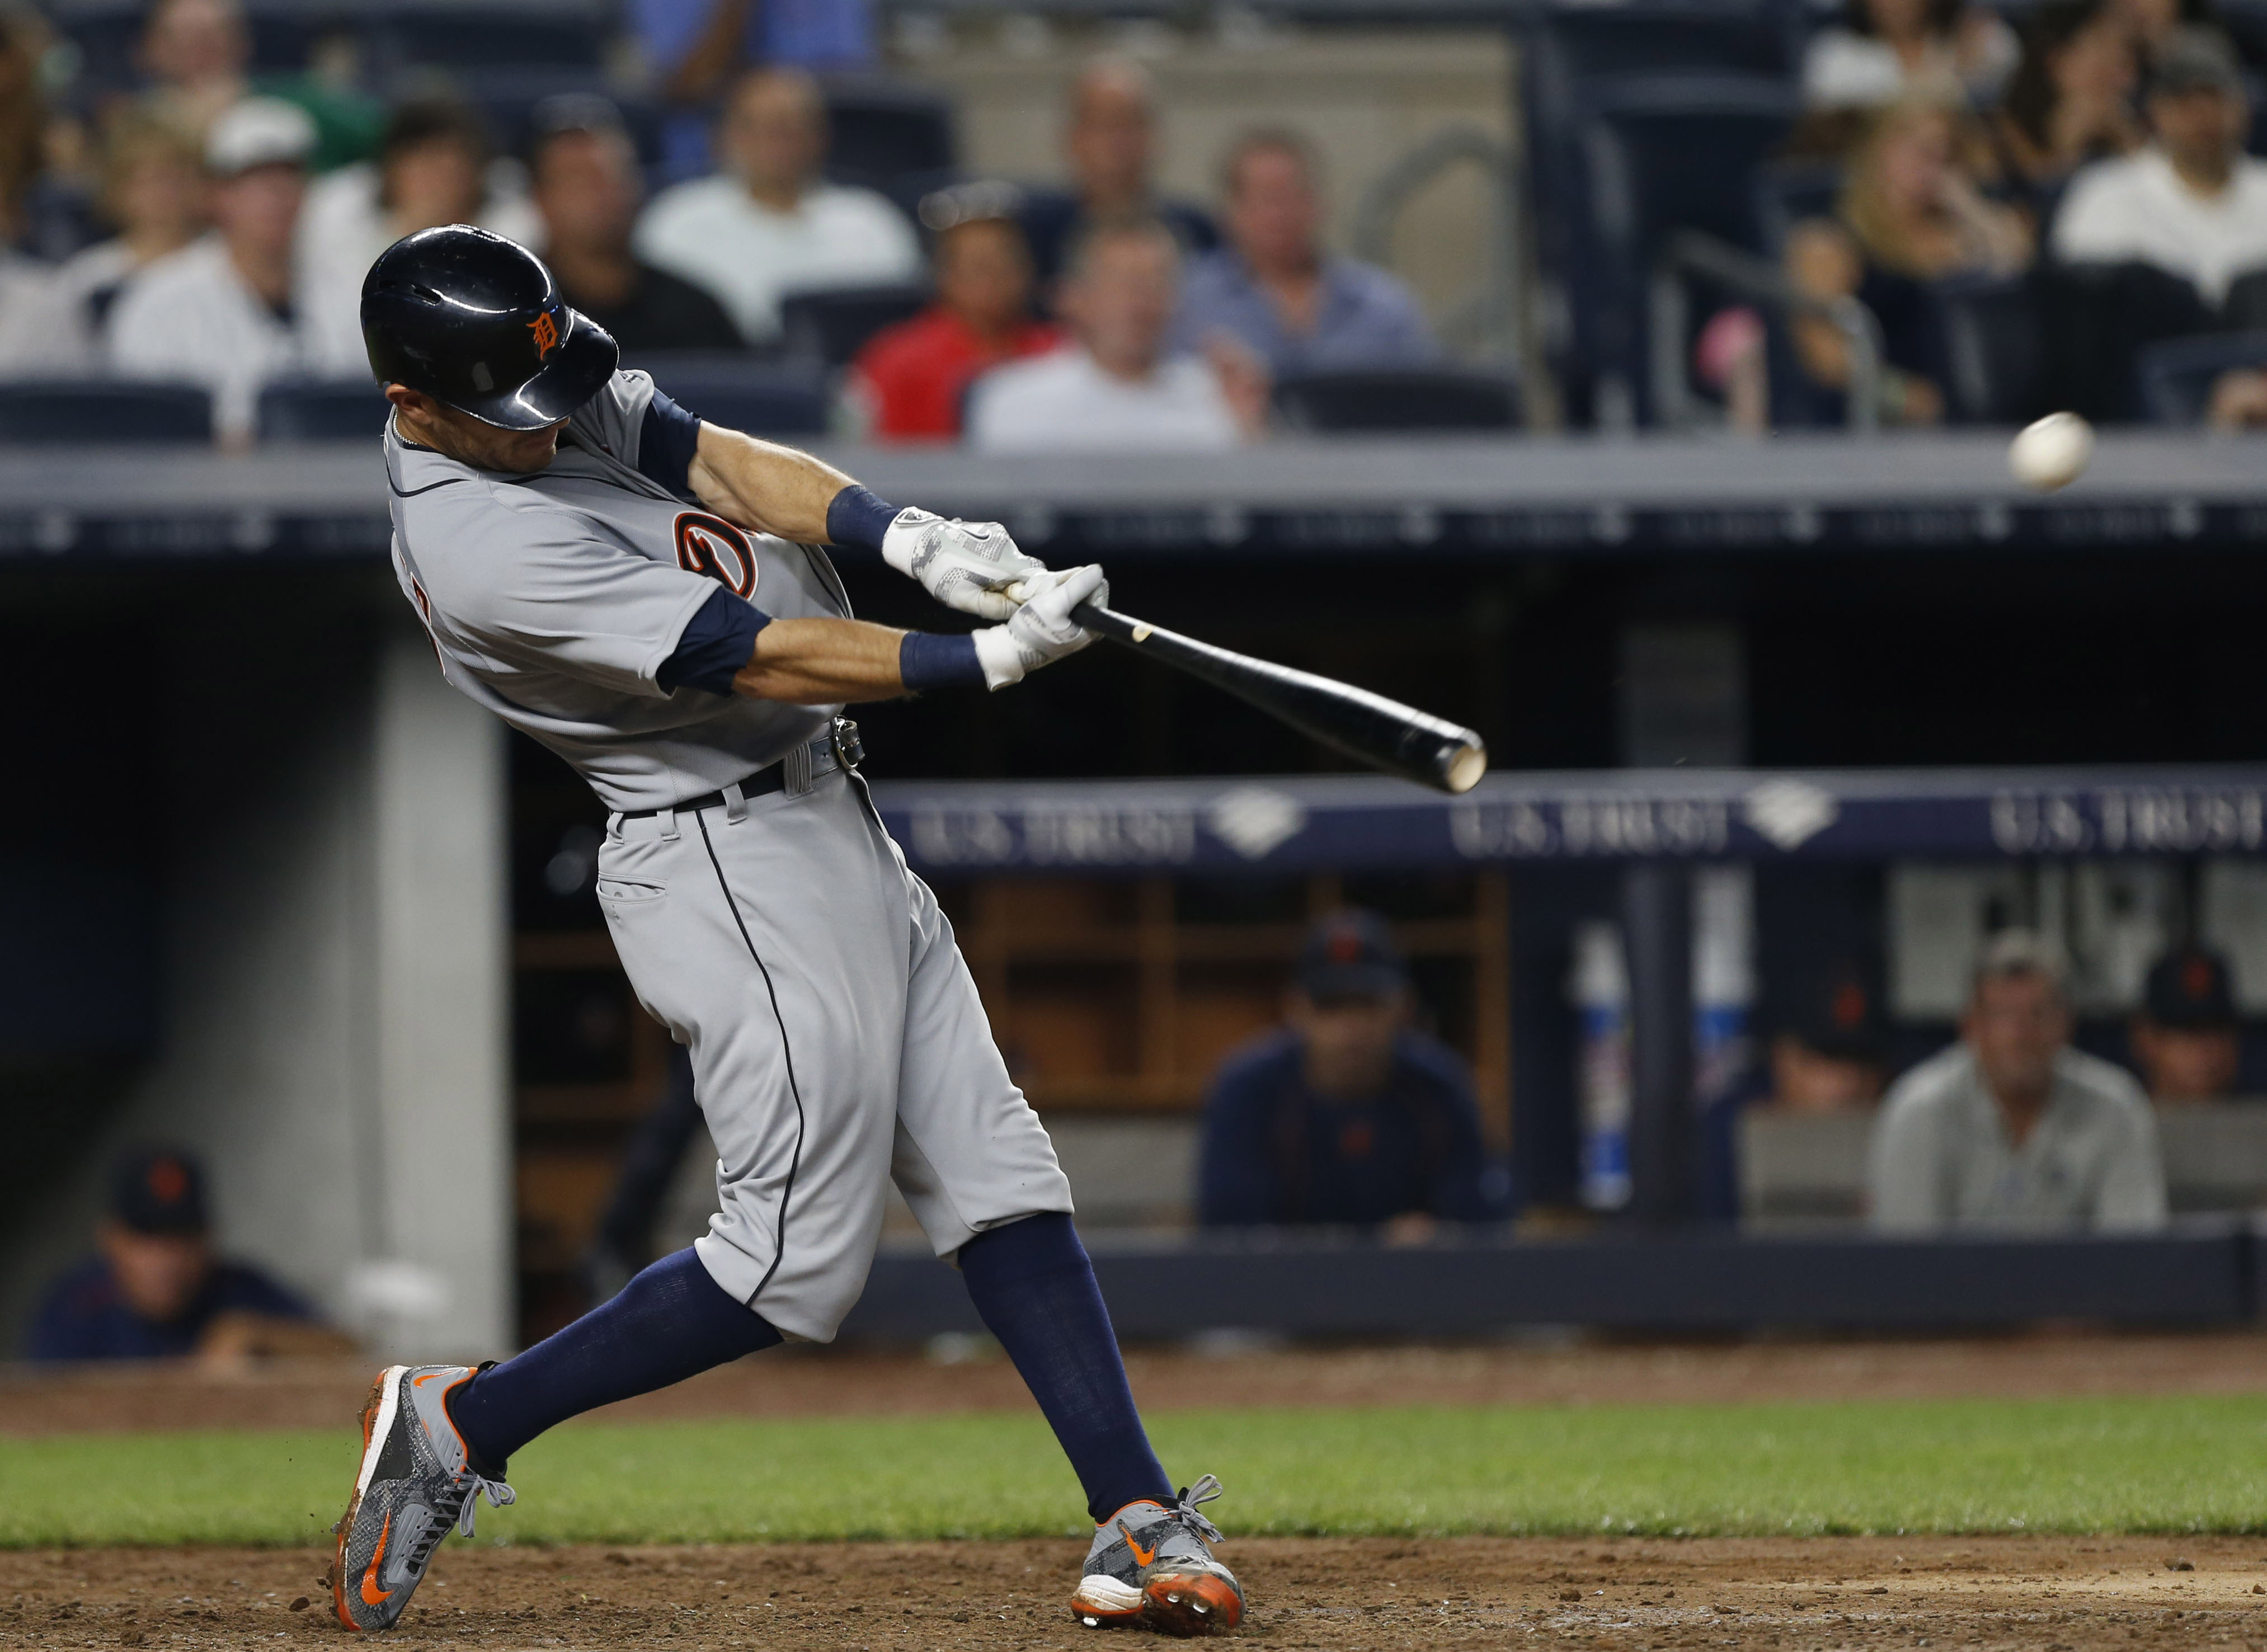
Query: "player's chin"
491 429 563 473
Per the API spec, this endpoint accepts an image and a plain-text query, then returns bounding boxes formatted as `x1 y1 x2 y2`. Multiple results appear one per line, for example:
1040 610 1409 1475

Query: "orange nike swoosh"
360 1513 395 1607
1126 1534 1158 1568
412 1372 444 1387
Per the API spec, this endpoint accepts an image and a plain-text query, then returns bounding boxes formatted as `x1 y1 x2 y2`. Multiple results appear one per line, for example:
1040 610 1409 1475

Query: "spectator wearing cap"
2053 26 2267 305
966 216 1267 453
1015 57 1219 291
846 201 1060 441
25 1149 352 1366
525 98 742 356
299 96 543 376
1173 129 1436 379
1700 969 1888 1221
2132 943 2245 1102
105 96 323 445
1198 911 1505 1237
1868 930 2167 1232
633 67 921 348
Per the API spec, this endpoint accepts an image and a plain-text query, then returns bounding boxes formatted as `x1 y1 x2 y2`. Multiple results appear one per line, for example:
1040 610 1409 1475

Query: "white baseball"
2008 412 2095 492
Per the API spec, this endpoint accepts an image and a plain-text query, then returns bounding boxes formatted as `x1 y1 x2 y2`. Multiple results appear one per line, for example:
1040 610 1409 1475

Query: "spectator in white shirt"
105 97 318 445
633 67 920 346
967 216 1268 454
2053 26 2267 304
298 96 541 375
10 111 207 375
1803 0 2018 112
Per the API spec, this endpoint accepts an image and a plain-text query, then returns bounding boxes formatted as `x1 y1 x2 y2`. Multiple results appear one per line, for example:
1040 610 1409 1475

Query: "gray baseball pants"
595 766 1073 1342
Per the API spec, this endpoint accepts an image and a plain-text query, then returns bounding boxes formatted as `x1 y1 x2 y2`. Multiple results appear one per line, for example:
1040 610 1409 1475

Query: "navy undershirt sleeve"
825 484 899 554
898 630 986 691
659 586 768 695
637 388 704 496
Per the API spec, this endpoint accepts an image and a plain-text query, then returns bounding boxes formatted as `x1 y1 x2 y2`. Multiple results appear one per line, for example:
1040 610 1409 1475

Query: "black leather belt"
618 717 863 822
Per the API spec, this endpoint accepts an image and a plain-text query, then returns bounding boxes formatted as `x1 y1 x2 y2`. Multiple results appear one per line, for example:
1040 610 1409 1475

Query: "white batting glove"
971 564 1108 690
881 508 1047 621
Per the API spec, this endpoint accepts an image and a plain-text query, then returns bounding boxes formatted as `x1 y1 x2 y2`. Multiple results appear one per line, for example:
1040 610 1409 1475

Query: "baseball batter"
330 226 1241 1637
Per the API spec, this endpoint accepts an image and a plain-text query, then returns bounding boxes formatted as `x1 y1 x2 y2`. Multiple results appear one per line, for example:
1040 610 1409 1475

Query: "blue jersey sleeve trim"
898 630 985 691
825 484 898 554
658 586 768 696
638 388 705 497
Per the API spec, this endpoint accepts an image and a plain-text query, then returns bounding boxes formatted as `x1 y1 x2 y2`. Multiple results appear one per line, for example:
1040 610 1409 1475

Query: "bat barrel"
1073 601 1488 795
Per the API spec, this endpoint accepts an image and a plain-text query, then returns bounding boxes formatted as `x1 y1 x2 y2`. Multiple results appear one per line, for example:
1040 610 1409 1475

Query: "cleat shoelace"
1172 1475 1225 1544
399 1473 515 1581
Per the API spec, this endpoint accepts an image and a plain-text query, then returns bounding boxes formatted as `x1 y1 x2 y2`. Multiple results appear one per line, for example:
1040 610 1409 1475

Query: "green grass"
6 1395 2267 1547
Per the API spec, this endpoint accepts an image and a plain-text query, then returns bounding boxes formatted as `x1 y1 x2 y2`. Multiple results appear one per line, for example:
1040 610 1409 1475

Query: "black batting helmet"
361 225 618 430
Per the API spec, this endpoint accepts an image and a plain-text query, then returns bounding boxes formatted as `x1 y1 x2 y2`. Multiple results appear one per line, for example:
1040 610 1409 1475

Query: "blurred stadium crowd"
0 0 1447 447
10 0 2267 445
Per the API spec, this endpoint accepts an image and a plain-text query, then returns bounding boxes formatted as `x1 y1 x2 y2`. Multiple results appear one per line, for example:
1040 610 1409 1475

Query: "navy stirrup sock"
450 1248 780 1472
958 1212 1174 1523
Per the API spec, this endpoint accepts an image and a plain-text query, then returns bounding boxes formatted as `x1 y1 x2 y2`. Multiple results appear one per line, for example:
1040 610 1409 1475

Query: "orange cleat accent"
1143 1568 1244 1636
360 1512 396 1608
332 1376 387 1631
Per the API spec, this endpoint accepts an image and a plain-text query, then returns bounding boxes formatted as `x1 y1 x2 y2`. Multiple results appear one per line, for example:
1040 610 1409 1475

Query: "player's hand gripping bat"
1009 579 1487 795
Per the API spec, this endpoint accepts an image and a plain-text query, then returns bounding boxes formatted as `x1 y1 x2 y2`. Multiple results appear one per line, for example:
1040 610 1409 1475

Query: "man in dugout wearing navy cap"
2130 943 2248 1104
1197 910 1506 1238
1700 964 1889 1221
25 1147 354 1366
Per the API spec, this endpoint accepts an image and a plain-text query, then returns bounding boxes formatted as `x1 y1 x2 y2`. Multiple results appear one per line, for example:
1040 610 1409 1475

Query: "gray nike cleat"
331 1364 515 1632
1070 1474 1243 1636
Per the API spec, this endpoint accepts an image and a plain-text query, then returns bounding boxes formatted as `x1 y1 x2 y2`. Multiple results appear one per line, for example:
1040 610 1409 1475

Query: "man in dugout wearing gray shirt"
1867 930 2167 1232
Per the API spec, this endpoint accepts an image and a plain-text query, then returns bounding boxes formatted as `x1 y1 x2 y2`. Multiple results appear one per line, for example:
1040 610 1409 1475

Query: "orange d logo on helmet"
528 309 561 359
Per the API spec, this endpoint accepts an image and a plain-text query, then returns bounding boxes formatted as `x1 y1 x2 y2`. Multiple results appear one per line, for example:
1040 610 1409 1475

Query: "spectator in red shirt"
848 204 1058 441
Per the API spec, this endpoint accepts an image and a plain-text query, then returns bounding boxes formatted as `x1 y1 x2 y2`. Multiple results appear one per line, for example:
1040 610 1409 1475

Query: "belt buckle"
829 715 864 771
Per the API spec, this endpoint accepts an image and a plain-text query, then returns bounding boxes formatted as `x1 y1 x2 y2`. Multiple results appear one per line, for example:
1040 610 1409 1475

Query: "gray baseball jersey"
386 368 843 812
1866 1043 2167 1233
384 370 1072 1342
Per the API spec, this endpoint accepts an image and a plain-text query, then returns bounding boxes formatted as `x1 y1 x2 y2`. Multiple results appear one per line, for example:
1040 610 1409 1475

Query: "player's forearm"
687 422 859 544
731 616 908 703
684 427 1051 624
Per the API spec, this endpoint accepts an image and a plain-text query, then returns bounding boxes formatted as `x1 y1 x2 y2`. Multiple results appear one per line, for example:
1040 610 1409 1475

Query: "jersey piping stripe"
694 811 806 1307
384 470 467 499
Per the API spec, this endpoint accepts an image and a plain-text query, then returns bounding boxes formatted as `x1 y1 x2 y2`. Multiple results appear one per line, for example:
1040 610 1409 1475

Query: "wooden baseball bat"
1070 600 1488 795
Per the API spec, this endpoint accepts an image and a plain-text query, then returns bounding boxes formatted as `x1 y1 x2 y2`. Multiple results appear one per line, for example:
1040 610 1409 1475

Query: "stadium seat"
1573 74 1802 425
371 0 608 70
2137 331 2267 424
257 380 393 444
1752 160 1843 257
1935 262 2214 426
2039 260 2217 422
2219 266 2267 331
0 382 212 444
429 67 620 152
1520 0 1798 424
1527 0 1793 90
617 356 831 436
1273 369 1522 433
1935 272 2049 426
777 284 933 370
822 81 956 196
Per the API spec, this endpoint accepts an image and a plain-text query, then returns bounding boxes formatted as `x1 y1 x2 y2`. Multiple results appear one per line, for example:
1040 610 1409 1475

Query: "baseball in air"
2008 411 2095 492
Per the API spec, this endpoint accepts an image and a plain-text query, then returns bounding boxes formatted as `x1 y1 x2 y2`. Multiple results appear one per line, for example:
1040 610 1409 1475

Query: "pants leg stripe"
695 811 808 1308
